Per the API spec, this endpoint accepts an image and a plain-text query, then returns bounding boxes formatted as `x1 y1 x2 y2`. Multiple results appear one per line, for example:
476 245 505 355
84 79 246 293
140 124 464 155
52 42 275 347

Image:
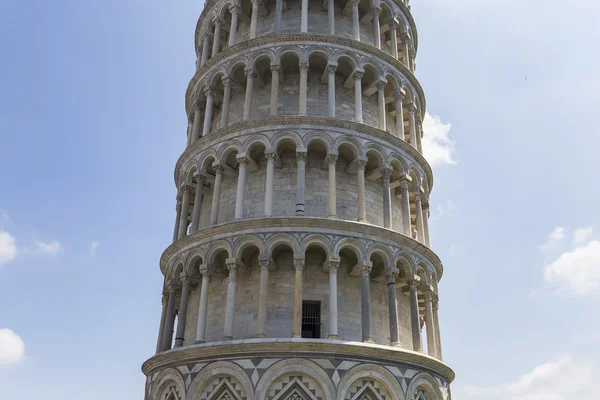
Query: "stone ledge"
160 217 443 279
142 339 454 382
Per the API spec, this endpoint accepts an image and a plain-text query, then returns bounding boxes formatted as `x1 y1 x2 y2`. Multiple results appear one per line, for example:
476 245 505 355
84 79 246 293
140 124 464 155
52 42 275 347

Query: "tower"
143 0 454 398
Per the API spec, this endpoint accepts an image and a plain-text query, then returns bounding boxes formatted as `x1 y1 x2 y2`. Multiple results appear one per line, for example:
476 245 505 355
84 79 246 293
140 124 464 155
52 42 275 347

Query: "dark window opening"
302 301 321 338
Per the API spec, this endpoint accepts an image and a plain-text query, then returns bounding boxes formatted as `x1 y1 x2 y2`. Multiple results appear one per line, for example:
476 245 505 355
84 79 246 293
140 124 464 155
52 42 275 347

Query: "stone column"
394 90 405 139
301 0 308 33
228 6 240 47
210 165 224 226
296 152 307 216
191 104 203 144
328 0 335 35
327 154 338 218
408 281 423 352
390 20 399 58
190 174 205 233
292 258 305 338
328 260 340 339
415 192 425 244
409 48 415 72
408 103 418 150
360 262 373 342
422 200 431 247
221 77 233 127
354 71 364 123
177 184 192 240
200 34 210 66
372 7 382 49
382 168 392 228
174 275 191 347
402 34 411 69
270 64 280 116
433 296 443 360
172 197 182 243
377 81 387 131
195 265 212 343
351 0 360 40
275 0 283 33
416 114 423 153
161 282 178 351
299 62 308 115
250 0 259 39
186 121 193 147
223 259 239 340
211 19 222 56
243 69 255 121
256 257 270 338
357 159 367 222
327 64 337 117
155 293 168 354
234 156 249 220
400 179 411 236
387 270 400 346
202 89 215 137
424 291 438 357
264 152 276 217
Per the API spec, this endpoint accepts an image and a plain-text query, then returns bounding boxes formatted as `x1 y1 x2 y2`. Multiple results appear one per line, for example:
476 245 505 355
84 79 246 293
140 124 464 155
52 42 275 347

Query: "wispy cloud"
538 226 566 254
0 231 18 267
89 241 99 257
459 355 597 400
27 239 62 256
573 227 593 246
422 113 457 167
0 329 25 366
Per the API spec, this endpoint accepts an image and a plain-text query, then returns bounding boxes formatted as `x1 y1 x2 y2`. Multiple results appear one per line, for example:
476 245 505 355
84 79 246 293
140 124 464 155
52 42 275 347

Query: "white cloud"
90 241 99 256
435 199 460 220
422 113 456 167
544 239 600 295
0 231 17 266
0 329 25 366
459 356 597 400
29 239 62 256
573 227 593 246
538 226 565 254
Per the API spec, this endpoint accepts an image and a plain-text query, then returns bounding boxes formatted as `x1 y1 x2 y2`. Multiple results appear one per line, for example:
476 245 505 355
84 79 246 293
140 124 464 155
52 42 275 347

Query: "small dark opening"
302 301 321 338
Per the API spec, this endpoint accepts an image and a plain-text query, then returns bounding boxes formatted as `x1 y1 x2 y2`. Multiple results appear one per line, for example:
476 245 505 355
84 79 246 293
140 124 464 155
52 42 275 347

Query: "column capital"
376 80 387 90
212 17 224 26
388 18 398 29
226 258 241 273
229 4 241 14
296 151 307 162
166 280 181 292
393 88 406 100
327 259 340 273
180 182 195 194
270 63 281 72
299 62 309 71
372 6 382 16
265 151 277 162
258 256 272 271
213 163 225 173
407 280 419 290
180 273 192 286
407 102 418 114
199 264 214 278
360 261 373 277
356 158 368 170
327 63 338 73
382 167 393 179
222 76 234 87
236 156 250 166
386 268 400 284
350 0 360 7
193 172 205 184
204 87 216 97
244 67 257 78
327 153 338 165
353 70 364 81
293 257 305 271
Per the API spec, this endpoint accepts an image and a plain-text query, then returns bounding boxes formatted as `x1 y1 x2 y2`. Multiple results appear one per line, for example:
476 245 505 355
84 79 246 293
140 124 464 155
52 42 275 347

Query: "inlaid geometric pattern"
233 358 282 387
346 379 389 400
199 376 246 400
176 362 207 389
267 374 323 400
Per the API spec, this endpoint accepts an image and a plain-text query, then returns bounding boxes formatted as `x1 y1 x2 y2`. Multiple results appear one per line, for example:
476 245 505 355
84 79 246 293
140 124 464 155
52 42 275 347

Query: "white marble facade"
143 0 454 399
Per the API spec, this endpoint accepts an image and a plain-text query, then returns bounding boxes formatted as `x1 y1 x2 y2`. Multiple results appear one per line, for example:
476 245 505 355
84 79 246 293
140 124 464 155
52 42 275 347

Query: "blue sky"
0 0 599 398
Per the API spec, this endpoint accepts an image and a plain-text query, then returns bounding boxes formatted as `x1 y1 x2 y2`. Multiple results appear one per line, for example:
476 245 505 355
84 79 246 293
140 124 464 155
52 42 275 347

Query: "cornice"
184 34 426 119
141 339 454 382
159 217 444 279
193 0 419 53
173 116 434 192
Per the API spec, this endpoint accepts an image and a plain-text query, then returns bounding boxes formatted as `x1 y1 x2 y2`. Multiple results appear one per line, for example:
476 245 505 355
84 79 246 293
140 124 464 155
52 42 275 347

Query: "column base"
256 334 266 339
328 334 340 340
328 214 337 219
174 340 183 348
390 342 403 348
358 218 368 223
362 338 374 344
223 336 233 341
194 340 206 344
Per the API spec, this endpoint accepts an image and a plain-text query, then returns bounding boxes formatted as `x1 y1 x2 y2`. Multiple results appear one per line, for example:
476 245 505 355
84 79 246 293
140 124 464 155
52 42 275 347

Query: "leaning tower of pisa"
143 0 454 398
